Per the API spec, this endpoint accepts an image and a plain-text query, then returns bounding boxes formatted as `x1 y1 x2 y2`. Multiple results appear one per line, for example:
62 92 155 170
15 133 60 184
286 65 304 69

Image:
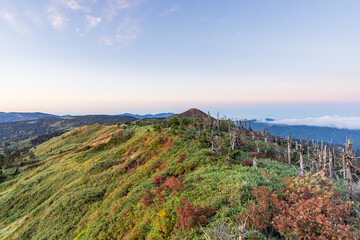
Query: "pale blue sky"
0 0 359 117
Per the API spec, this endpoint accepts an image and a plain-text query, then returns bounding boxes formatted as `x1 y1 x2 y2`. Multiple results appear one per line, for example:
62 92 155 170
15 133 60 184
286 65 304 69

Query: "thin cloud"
46 7 67 30
160 6 180 16
59 0 88 11
46 0 88 30
86 15 102 28
1 0 144 47
105 0 143 18
262 116 360 130
102 29 137 47
101 13 140 47
0 7 30 35
0 8 16 25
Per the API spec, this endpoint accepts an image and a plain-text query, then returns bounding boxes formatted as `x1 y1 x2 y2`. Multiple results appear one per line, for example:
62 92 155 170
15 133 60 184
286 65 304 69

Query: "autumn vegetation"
0 111 359 239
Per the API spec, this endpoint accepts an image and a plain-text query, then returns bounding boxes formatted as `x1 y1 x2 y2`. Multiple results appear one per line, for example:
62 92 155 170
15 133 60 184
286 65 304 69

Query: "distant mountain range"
0 115 137 144
0 112 175 124
251 119 360 147
0 112 57 123
117 113 174 119
2 110 360 148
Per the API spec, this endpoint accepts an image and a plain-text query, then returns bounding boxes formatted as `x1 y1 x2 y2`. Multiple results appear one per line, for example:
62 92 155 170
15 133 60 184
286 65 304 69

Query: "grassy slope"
0 123 301 239
0 115 137 144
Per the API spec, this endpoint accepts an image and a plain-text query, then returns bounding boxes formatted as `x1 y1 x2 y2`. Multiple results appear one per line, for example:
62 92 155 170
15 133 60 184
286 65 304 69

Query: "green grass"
0 124 315 239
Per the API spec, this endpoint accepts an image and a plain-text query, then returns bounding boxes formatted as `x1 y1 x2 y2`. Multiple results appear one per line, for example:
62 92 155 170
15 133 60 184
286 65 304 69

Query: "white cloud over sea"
261 116 360 130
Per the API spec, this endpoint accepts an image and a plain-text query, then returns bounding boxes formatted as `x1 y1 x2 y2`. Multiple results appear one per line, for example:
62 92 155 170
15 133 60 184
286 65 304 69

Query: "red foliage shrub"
153 177 184 208
140 189 155 207
244 187 281 235
154 187 164 207
244 174 360 239
177 154 186 163
176 198 217 231
164 138 173 149
161 177 183 192
241 160 253 167
273 174 360 239
241 160 263 167
154 176 166 185
159 162 166 171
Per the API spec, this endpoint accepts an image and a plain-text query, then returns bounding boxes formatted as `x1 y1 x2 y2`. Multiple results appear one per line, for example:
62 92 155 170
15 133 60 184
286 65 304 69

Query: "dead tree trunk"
341 144 346 181
345 139 354 198
323 145 327 173
253 156 257 168
328 144 333 179
299 139 304 176
307 136 312 172
288 135 292 168
228 119 233 150
264 137 268 154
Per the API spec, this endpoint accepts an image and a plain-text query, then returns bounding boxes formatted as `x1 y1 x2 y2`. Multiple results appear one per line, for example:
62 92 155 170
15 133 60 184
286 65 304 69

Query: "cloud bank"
262 116 360 130
0 0 143 46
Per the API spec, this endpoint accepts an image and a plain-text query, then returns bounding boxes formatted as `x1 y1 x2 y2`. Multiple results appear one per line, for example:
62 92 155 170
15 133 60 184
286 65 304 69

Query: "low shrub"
177 154 186 163
176 198 217 231
244 174 360 239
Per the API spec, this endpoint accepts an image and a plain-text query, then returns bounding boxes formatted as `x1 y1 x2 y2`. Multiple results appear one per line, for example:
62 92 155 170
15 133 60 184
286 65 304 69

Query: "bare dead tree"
253 156 258 168
299 138 304 176
323 144 327 173
317 141 322 172
328 142 333 179
345 139 354 198
307 136 312 173
264 136 268 154
217 113 222 154
228 118 233 150
287 134 292 168
341 143 346 181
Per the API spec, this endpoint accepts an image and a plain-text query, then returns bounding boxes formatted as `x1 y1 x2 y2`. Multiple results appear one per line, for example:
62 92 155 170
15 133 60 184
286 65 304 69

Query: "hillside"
0 112 57 123
0 118 358 239
0 115 137 144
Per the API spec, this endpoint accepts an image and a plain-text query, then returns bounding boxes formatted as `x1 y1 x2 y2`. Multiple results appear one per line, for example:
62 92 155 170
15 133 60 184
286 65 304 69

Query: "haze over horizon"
1 0 359 117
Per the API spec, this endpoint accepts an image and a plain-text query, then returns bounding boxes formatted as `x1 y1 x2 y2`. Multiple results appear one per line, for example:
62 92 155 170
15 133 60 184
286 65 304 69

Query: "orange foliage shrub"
176 198 217 231
164 138 173 149
244 174 360 239
177 154 186 163
140 189 155 207
273 174 359 239
161 177 183 192
245 186 281 235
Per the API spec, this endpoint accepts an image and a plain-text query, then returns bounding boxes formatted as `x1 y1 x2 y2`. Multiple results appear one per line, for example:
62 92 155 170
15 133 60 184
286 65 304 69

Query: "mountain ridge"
118 112 174 119
0 112 57 123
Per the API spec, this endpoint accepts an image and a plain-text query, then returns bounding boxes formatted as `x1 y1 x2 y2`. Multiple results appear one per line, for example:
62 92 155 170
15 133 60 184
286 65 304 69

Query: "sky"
0 0 360 118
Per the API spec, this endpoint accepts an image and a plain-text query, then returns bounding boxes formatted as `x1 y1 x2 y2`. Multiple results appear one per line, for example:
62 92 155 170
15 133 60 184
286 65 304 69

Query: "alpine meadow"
1 1 360 239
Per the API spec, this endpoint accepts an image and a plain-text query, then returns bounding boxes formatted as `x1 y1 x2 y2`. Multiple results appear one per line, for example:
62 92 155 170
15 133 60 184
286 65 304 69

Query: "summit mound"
175 108 209 119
